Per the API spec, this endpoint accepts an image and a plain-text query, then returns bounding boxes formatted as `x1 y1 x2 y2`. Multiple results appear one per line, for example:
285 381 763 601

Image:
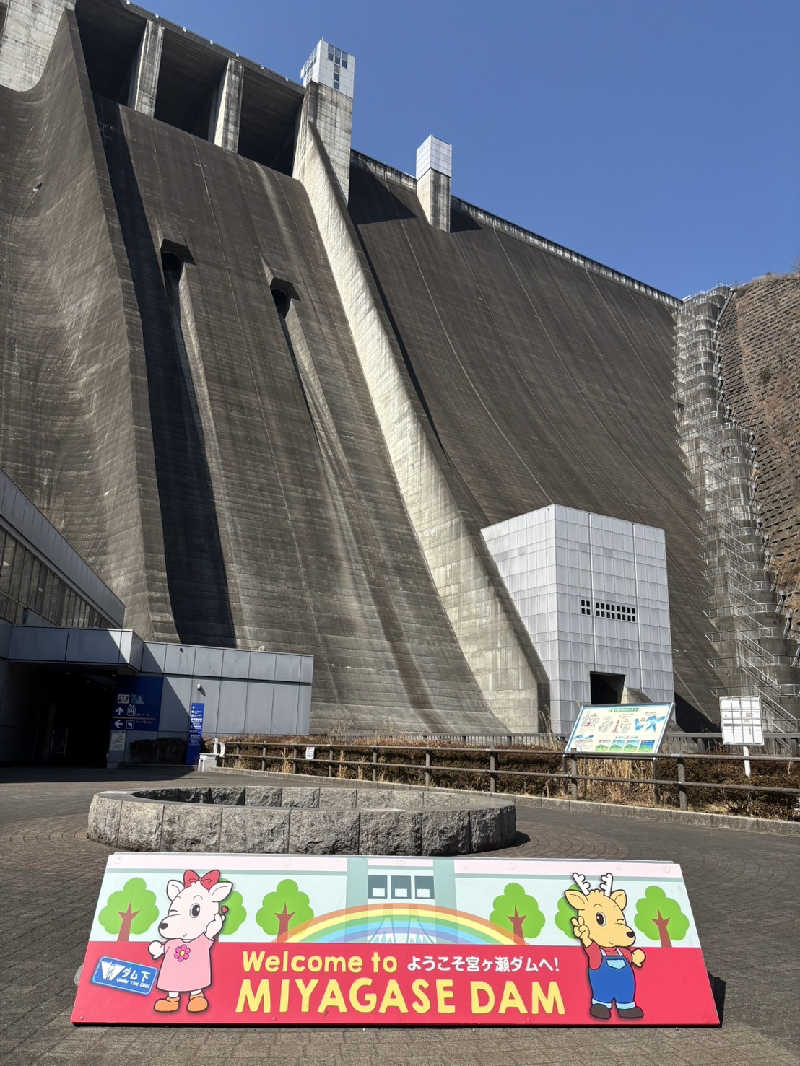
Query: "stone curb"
204 767 800 838
87 784 515 854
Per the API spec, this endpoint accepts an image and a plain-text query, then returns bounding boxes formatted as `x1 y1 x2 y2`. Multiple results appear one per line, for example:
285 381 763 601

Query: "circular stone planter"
88 784 516 856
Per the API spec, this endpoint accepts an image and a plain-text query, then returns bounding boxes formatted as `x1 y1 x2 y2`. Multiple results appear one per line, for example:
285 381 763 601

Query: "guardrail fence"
215 736 800 819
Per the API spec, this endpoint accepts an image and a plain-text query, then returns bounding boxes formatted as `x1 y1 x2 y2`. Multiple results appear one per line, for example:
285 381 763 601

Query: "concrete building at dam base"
0 0 798 762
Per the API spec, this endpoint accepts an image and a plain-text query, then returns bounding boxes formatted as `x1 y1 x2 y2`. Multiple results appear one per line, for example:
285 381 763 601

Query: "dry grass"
578 757 657 806
217 735 799 820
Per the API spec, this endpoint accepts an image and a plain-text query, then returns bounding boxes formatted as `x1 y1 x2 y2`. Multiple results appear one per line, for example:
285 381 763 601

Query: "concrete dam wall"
0 12 167 638
1 0 796 733
0 11 507 734
348 164 723 723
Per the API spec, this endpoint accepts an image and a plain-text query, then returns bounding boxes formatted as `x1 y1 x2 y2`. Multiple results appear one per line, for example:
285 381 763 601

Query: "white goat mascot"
148 868 232 1014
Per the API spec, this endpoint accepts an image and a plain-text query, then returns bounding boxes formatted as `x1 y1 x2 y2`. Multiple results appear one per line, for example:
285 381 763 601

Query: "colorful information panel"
72 854 718 1027
565 704 673 755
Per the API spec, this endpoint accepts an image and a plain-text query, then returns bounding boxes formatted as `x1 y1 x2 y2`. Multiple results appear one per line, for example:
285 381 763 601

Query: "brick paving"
0 766 797 1065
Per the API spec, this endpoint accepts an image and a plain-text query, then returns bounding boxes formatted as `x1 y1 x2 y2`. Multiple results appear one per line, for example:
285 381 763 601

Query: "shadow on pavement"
708 971 726 1023
0 764 196 784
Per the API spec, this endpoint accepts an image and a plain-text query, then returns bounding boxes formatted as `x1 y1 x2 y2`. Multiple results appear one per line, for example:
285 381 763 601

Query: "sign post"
719 697 763 778
186 702 205 765
108 678 163 766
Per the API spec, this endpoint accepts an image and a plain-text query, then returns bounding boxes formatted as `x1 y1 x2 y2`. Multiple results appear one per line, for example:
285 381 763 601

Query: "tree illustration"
634 885 690 948
98 877 159 942
489 883 545 943
554 882 582 939
256 879 313 941
218 878 247 936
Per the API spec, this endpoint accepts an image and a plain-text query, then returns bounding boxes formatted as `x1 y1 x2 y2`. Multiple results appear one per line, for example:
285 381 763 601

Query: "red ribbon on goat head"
183 869 221 890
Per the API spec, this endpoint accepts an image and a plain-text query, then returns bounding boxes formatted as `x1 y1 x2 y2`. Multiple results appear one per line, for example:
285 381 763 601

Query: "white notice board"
719 697 763 746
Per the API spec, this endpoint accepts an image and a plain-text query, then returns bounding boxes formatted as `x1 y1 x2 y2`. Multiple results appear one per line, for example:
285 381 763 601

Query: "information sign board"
111 677 163 732
719 697 763 746
73 853 718 1027
186 702 205 765
108 731 126 753
565 704 672 755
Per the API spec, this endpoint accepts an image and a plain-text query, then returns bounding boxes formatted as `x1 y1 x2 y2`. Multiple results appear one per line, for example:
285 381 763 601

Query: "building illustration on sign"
73 854 719 1027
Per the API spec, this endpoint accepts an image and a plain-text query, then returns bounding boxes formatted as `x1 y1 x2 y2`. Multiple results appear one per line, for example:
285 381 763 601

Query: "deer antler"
572 872 593 896
600 872 614 897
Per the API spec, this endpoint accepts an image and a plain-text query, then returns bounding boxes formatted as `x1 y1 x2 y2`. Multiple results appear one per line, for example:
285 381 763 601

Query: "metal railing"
224 730 800 754
736 631 782 667
216 738 800 817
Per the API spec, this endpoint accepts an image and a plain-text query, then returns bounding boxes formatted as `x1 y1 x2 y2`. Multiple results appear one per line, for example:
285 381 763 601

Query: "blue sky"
147 0 797 297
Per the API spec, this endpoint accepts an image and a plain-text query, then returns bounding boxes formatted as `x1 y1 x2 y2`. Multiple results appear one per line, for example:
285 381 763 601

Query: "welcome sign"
72 853 718 1026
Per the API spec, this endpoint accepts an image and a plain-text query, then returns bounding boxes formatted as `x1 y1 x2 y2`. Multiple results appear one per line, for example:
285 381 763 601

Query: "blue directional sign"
190 702 205 731
186 701 205 764
90 956 158 996
111 677 163 732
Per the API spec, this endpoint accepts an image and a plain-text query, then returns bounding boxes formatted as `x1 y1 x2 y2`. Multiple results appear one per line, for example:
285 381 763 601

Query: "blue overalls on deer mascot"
564 872 646 1020
586 944 636 1011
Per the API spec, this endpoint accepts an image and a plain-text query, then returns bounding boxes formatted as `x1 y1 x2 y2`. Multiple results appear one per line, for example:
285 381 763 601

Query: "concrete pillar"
209 58 243 152
291 117 546 733
296 40 355 202
416 135 452 232
0 0 74 91
128 18 163 117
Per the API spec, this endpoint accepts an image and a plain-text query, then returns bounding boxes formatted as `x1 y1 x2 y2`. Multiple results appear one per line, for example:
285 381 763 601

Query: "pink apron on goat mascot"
148 869 232 1014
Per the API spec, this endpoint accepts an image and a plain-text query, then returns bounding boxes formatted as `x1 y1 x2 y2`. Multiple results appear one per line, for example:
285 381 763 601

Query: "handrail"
215 737 800 817
219 737 799 762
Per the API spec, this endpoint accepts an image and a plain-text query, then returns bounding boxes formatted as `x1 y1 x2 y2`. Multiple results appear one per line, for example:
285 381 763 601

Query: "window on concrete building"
0 531 12 593
585 598 636 623
8 542 23 602
49 575 64 623
29 558 40 610
19 549 33 607
0 522 115 630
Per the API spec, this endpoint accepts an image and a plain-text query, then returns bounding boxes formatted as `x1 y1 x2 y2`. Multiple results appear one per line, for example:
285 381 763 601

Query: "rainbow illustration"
284 904 520 945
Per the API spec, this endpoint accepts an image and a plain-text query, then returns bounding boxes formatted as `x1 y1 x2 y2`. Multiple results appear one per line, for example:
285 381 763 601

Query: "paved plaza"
0 766 797 1066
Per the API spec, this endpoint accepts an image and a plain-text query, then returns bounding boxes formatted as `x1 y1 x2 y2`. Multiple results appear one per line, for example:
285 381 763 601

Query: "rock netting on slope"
87 784 516 855
717 273 800 639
